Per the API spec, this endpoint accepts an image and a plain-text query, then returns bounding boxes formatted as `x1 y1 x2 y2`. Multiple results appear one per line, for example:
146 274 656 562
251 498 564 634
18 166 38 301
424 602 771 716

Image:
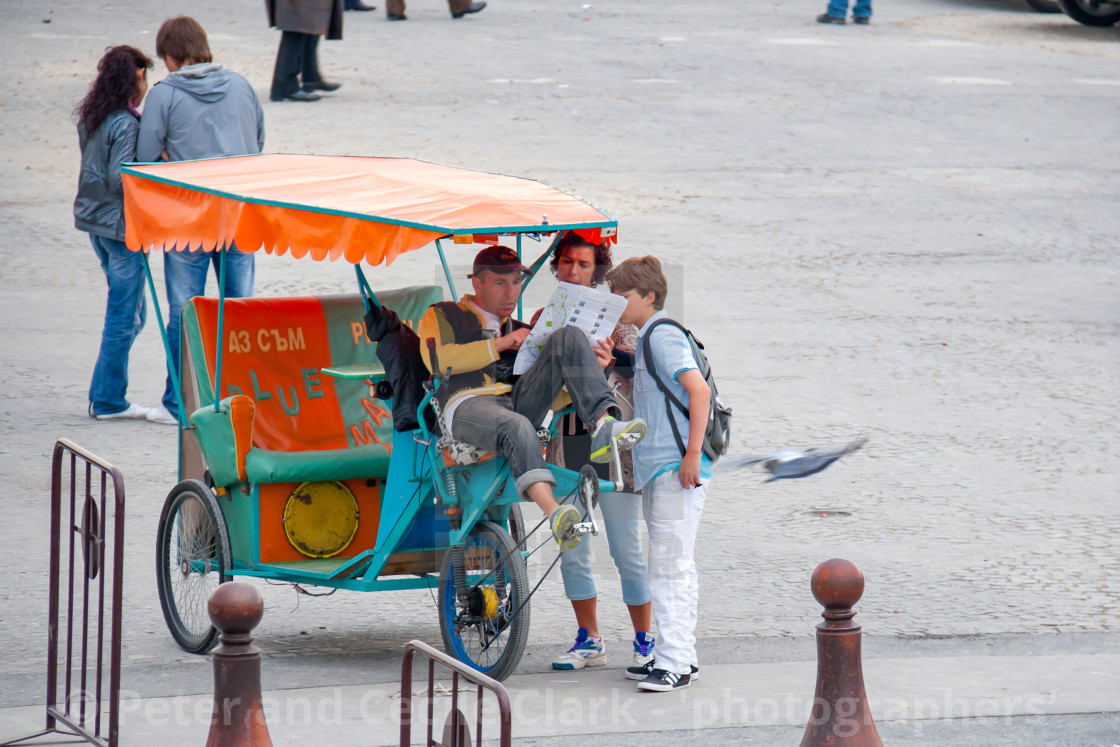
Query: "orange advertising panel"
258 480 381 563
192 297 346 452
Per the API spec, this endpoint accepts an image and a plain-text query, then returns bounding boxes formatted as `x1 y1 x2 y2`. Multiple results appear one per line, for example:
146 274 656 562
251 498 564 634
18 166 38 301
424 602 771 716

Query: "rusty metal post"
205 582 273 747
800 558 882 747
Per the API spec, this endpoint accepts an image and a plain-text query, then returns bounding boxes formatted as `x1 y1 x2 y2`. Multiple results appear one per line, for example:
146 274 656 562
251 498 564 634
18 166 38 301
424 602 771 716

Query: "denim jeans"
450 326 617 498
827 0 871 18
88 234 147 416
560 491 650 606
162 246 254 415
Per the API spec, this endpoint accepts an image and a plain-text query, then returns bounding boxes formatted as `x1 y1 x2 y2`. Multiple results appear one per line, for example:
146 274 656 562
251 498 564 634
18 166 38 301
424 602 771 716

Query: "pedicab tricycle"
122 154 623 681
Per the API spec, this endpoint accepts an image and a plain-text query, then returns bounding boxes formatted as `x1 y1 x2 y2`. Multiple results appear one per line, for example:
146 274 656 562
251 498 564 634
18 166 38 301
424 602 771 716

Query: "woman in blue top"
74 46 155 420
533 232 655 674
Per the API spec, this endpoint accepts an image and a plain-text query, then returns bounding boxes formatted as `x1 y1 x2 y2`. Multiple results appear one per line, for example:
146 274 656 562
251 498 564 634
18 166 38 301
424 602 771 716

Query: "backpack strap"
641 318 691 458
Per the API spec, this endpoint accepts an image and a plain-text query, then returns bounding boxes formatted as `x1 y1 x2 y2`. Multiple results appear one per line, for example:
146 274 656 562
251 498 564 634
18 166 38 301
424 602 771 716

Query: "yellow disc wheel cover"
478 587 501 623
282 481 359 558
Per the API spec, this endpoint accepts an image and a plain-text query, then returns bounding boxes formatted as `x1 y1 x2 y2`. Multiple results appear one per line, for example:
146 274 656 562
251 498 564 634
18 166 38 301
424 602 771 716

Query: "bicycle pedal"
571 521 595 537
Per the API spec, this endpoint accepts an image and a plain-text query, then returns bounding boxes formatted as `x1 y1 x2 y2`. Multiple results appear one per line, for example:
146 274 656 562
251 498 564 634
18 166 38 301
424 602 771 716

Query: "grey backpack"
641 319 732 462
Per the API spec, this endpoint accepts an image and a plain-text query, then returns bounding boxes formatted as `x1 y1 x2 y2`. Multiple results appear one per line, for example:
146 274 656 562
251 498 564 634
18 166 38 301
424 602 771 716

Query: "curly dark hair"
76 46 153 135
548 231 613 287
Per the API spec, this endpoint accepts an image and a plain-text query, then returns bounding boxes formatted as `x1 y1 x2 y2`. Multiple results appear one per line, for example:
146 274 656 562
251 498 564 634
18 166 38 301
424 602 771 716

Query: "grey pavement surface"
1 0 1118 743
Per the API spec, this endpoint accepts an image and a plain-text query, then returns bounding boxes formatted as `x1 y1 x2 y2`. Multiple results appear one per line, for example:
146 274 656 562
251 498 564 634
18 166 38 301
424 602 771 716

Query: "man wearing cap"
417 245 647 551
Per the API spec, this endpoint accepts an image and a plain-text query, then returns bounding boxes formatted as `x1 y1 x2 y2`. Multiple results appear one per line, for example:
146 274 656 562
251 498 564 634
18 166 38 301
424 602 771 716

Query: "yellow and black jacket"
417 295 530 413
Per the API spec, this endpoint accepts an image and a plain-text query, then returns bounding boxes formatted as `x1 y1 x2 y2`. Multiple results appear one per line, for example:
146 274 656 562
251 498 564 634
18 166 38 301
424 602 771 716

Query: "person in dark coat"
267 0 344 102
363 304 430 433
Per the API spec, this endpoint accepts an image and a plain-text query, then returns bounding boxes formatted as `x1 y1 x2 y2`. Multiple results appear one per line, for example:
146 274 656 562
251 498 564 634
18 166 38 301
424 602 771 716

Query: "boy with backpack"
606 256 727 692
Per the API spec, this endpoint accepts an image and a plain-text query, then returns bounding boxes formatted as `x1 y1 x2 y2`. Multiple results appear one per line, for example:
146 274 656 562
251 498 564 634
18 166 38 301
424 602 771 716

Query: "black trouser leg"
300 35 323 85
270 31 305 99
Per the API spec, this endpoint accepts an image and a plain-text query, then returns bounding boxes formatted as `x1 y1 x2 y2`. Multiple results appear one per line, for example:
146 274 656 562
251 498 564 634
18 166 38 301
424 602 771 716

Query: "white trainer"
552 629 606 670
94 403 151 421
146 405 179 425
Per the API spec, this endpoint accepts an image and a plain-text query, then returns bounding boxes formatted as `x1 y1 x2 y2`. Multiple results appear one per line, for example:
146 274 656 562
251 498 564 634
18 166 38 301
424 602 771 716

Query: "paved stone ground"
0 0 1117 728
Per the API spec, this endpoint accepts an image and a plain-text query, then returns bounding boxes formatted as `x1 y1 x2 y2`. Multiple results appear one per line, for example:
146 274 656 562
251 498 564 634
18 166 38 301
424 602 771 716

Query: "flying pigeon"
717 437 867 482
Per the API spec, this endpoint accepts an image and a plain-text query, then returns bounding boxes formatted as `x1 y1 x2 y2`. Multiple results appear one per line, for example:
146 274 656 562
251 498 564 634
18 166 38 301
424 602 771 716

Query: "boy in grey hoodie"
137 16 265 426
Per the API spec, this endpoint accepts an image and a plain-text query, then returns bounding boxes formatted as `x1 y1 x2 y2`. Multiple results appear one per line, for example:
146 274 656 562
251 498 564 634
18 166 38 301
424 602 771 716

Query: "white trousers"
641 471 708 676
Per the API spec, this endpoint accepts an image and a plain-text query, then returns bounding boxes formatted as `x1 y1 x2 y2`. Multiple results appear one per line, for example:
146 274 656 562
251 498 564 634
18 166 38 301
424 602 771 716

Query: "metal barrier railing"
399 640 512 747
2 439 125 747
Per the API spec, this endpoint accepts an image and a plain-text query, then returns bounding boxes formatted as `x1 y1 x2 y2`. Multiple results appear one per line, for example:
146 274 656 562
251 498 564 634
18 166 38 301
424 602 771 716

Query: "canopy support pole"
516 234 524 320
355 264 382 313
213 249 227 412
140 251 185 428
435 239 457 300
520 231 563 299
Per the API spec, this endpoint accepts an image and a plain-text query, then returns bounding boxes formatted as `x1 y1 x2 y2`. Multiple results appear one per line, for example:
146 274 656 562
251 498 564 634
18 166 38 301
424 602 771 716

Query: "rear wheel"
1057 0 1120 24
438 521 529 682
156 479 231 653
506 503 526 549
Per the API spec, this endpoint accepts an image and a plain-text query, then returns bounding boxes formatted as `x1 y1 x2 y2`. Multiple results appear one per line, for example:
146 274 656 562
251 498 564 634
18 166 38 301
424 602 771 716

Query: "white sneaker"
552 628 606 670
146 405 179 426
94 403 151 421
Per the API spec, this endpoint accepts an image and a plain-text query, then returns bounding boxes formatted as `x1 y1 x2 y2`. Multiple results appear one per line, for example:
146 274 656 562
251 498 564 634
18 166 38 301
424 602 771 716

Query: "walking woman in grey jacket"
74 45 157 421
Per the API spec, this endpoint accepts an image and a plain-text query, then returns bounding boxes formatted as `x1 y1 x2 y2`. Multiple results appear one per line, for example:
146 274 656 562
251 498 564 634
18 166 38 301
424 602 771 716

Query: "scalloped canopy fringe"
122 154 616 266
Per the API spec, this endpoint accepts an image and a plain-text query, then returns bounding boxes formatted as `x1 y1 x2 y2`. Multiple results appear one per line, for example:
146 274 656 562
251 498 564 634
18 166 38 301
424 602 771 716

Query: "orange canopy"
122 154 617 266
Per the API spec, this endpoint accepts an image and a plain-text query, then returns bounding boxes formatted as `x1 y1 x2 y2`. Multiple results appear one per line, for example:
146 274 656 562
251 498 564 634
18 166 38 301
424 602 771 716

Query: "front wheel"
438 521 529 682
156 479 231 653
1057 0 1120 24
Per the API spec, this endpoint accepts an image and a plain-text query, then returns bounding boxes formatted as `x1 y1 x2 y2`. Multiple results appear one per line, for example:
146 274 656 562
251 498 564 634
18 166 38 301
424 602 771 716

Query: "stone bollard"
205 582 273 747
800 559 882 747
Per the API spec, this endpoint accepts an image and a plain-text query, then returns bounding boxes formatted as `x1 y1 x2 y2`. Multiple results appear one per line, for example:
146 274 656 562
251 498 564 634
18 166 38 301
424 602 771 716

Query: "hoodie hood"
161 63 232 103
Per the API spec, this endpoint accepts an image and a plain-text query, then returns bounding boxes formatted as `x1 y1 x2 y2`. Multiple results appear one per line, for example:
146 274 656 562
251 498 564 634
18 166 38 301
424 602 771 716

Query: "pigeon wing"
763 437 867 481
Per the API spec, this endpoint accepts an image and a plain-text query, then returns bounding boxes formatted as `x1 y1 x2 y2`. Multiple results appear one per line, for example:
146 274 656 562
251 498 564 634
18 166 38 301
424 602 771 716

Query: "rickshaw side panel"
177 286 445 575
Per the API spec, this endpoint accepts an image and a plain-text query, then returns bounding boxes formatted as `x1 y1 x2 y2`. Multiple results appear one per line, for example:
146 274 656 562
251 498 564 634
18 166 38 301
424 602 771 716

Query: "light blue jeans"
827 0 871 18
560 491 650 606
161 246 254 415
88 234 147 416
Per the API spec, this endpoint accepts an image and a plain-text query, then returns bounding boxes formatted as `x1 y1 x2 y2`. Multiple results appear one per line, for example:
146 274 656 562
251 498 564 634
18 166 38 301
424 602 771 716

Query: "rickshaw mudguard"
370 429 434 559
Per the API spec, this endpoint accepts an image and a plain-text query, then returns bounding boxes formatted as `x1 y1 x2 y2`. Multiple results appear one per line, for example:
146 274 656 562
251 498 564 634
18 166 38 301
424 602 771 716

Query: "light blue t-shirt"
631 310 714 490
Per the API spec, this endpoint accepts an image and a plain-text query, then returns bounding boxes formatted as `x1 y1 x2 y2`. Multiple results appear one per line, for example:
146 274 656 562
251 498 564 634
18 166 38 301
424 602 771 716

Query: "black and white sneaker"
628 661 699 681
637 668 691 692
625 658 655 681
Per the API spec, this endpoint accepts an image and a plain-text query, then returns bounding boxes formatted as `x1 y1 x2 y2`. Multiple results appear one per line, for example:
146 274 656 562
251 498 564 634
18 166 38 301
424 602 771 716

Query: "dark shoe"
387 11 407 20
816 12 846 23
853 15 870 23
346 0 376 9
271 90 321 102
302 79 342 92
637 668 691 692
627 659 699 681
452 1 486 18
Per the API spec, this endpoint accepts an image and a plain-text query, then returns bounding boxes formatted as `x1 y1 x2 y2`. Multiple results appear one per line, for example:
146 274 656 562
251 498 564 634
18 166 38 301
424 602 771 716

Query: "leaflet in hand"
513 282 626 375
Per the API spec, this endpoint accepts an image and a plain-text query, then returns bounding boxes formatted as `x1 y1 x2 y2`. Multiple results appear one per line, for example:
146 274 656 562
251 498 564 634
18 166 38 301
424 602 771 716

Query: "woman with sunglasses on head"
533 232 655 675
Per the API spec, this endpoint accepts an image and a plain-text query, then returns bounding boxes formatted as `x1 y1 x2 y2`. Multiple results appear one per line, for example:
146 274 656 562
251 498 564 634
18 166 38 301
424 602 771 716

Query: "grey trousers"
451 326 616 498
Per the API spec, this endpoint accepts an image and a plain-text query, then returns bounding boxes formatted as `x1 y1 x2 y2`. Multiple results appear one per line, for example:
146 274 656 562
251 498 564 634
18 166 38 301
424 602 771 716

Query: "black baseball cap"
469 245 530 279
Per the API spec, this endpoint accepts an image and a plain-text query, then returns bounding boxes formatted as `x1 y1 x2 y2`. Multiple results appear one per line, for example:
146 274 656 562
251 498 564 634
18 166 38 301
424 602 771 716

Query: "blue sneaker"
552 628 606 670
625 633 655 680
